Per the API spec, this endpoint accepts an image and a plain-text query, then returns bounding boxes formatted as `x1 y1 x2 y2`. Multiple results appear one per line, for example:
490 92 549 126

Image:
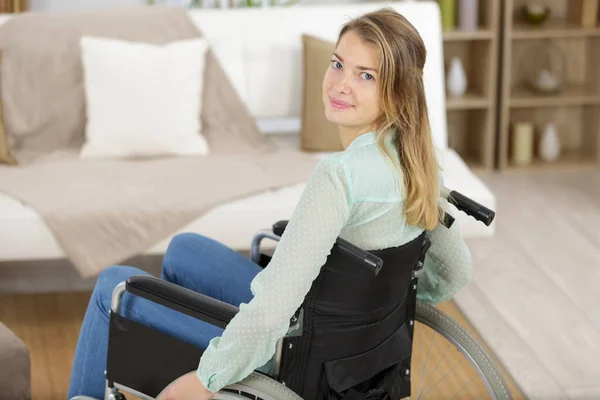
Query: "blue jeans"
67 233 263 399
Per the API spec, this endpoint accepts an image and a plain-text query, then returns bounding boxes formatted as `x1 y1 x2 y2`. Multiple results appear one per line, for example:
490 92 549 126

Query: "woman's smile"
329 97 354 109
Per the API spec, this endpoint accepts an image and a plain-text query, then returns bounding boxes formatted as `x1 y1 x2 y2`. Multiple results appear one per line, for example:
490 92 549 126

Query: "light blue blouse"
196 131 473 392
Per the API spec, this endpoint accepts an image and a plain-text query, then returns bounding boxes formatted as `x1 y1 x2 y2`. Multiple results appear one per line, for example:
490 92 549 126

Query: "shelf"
509 84 600 108
506 149 599 171
498 0 600 171
446 92 491 110
446 108 493 170
443 29 495 42
439 0 499 171
511 20 600 39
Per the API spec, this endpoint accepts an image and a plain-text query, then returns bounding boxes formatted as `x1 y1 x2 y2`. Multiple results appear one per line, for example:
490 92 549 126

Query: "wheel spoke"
448 374 478 400
421 359 466 398
417 330 437 400
419 340 452 397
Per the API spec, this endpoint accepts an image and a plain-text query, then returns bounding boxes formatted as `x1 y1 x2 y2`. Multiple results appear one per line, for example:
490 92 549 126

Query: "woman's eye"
332 60 342 69
362 72 374 81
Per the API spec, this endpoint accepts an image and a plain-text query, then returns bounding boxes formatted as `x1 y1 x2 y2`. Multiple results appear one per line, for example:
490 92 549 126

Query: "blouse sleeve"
416 179 473 305
196 155 351 392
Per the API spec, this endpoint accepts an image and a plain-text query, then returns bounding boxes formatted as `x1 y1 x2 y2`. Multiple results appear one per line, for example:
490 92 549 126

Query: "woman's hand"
157 371 215 400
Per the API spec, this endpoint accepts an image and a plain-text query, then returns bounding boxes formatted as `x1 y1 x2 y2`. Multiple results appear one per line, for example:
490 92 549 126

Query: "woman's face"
322 30 381 137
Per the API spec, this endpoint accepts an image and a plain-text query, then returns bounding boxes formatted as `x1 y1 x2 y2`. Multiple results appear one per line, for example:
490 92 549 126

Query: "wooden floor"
0 290 522 400
453 168 600 399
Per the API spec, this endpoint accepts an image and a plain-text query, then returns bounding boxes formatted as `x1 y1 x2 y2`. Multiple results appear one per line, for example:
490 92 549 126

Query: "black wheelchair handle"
445 189 495 227
126 275 239 329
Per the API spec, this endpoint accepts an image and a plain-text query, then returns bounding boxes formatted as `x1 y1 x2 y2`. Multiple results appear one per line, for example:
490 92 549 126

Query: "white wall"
28 0 363 12
29 0 144 12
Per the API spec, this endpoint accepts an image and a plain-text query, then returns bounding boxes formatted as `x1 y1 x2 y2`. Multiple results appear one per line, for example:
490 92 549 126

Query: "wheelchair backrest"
277 232 427 399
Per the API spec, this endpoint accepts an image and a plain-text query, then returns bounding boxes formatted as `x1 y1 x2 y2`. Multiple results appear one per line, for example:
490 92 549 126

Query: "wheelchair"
100 188 511 400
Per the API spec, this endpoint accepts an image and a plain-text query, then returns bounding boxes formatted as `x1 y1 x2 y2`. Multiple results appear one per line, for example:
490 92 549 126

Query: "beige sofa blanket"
0 6 320 278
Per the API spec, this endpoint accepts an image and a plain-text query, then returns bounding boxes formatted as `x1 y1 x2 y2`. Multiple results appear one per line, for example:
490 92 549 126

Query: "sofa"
0 321 30 400
0 1 495 283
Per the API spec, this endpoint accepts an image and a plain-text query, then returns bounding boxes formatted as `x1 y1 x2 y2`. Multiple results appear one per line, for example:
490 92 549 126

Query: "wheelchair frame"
102 187 502 400
104 230 400 400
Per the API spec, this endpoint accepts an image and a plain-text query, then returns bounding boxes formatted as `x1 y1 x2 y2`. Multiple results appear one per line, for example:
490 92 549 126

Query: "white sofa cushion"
79 36 210 158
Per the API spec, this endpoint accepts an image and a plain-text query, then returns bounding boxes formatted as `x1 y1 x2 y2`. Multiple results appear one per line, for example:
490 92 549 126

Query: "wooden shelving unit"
441 0 501 172
498 0 600 170
0 0 28 13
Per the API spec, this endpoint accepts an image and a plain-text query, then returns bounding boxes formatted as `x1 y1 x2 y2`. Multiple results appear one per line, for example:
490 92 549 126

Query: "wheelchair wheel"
412 301 512 400
214 371 303 400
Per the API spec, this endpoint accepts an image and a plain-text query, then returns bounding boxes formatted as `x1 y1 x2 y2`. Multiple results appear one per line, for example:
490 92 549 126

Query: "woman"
68 8 472 400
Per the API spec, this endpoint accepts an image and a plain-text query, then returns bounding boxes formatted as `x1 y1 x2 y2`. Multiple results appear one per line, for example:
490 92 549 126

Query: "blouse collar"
346 131 376 150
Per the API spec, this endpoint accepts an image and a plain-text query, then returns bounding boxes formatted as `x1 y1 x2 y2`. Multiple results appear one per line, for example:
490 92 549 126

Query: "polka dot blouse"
196 131 473 392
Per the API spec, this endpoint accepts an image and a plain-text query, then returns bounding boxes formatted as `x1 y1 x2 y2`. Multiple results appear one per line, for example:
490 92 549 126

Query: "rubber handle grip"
447 190 495 226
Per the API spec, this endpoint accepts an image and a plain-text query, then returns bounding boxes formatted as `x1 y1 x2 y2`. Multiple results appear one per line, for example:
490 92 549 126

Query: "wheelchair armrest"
125 275 239 329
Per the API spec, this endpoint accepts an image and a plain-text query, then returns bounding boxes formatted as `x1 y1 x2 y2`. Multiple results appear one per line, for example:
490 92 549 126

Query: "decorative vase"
446 57 467 97
520 42 565 94
539 122 560 161
459 0 478 31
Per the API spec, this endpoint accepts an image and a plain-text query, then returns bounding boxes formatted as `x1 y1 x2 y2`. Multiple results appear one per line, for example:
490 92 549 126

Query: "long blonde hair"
337 8 442 230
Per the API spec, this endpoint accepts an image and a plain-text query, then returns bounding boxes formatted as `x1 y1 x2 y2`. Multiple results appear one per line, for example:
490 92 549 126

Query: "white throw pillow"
79 36 210 158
